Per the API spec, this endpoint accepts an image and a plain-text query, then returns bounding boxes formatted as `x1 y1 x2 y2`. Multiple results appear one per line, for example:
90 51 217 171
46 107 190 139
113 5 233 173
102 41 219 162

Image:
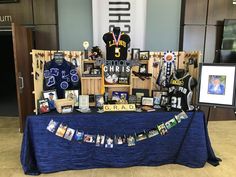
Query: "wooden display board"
31 50 201 114
31 50 83 114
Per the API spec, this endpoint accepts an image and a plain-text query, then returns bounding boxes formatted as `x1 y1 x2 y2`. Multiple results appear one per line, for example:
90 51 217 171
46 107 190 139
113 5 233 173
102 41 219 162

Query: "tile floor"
0 117 235 177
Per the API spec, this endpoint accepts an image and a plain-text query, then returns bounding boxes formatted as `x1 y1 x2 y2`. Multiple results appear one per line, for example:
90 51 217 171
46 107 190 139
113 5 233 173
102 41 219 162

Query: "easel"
206 106 216 125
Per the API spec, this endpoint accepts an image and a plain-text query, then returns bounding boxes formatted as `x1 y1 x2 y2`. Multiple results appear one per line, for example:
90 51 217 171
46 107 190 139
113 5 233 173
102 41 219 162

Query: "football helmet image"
105 73 119 84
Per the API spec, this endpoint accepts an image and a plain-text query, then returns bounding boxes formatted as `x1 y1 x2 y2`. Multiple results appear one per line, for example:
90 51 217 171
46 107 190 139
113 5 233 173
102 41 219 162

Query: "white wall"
58 0 181 51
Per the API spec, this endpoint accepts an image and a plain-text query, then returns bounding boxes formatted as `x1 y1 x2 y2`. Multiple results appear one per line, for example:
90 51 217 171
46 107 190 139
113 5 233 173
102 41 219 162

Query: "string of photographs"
46 111 189 148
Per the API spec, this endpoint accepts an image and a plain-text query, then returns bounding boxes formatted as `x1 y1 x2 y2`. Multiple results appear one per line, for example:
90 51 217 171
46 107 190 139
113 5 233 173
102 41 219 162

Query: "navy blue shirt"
43 59 80 98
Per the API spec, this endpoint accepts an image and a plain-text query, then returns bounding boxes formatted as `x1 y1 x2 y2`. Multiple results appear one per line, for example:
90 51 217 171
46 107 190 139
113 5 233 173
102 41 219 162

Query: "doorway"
0 31 18 117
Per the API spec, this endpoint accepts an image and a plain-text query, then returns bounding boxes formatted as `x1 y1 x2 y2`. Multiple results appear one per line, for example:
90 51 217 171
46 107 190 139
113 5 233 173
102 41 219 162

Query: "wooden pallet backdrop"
31 49 201 114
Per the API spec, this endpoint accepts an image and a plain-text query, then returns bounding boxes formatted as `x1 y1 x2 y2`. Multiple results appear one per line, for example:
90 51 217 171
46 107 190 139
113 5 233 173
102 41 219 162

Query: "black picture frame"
83 63 94 74
139 64 148 74
197 63 236 108
139 51 150 60
38 99 50 114
131 48 140 60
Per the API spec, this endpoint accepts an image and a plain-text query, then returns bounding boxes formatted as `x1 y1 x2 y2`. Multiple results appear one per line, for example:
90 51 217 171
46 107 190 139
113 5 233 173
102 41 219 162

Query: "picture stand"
197 63 236 124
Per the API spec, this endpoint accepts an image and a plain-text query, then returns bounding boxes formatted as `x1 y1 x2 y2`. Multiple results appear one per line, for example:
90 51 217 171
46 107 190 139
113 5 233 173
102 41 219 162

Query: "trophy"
83 41 89 59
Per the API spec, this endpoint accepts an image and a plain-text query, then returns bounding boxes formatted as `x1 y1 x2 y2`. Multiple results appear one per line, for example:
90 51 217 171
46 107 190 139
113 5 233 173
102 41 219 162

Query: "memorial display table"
20 110 219 175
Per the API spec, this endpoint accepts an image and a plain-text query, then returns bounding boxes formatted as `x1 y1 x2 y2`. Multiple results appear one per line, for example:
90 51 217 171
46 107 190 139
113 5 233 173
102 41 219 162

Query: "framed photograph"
83 63 94 74
64 90 79 107
95 94 104 108
38 99 50 114
79 95 89 109
112 91 128 101
139 64 148 74
198 63 236 108
128 95 137 104
152 90 168 108
131 48 140 60
132 88 149 105
141 97 154 106
160 95 170 107
118 76 129 84
61 105 73 114
43 90 58 109
139 51 149 60
132 89 149 97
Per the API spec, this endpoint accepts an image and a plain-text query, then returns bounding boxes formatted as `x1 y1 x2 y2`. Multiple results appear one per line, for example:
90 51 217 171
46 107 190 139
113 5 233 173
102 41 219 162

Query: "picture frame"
139 51 149 60
131 48 140 60
79 95 89 109
152 90 168 108
197 63 236 108
64 90 79 107
61 105 73 114
43 90 58 109
141 97 154 106
111 91 128 101
83 63 94 74
160 95 170 107
38 99 50 114
132 88 149 105
128 95 137 104
139 64 148 74
95 94 104 108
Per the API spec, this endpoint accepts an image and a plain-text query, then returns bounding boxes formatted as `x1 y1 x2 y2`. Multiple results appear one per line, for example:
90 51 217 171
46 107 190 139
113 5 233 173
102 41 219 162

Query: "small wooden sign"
103 104 136 112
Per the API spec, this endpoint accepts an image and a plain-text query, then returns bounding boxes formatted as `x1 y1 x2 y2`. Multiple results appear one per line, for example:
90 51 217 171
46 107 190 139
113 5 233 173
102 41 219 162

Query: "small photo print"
114 136 124 145
46 119 59 133
157 123 168 136
139 51 149 60
43 90 58 109
55 123 68 137
135 131 147 142
83 134 96 143
147 128 159 138
176 111 188 120
127 135 136 146
64 128 75 141
75 130 84 142
175 115 182 123
207 75 226 95
38 99 50 114
95 134 105 147
65 90 79 107
165 118 178 129
105 136 114 148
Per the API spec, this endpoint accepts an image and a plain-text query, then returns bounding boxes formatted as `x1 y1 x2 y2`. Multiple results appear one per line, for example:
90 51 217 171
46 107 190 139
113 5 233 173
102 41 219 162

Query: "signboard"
103 104 136 112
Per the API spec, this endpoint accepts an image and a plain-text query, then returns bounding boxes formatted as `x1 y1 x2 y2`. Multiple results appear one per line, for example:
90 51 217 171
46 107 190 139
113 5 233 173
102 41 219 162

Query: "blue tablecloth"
20 111 220 175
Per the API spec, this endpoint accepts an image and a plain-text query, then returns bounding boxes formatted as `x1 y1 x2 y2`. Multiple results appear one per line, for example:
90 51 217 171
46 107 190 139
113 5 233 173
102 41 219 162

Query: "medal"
112 32 121 47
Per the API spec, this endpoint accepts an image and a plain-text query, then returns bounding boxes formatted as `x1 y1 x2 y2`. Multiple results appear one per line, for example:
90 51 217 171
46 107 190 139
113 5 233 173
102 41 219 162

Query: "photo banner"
92 0 147 52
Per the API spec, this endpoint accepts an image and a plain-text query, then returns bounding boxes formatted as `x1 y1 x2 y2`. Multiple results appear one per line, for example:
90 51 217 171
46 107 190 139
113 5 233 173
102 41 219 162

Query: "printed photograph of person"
207 75 226 95
43 90 58 110
39 100 50 113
